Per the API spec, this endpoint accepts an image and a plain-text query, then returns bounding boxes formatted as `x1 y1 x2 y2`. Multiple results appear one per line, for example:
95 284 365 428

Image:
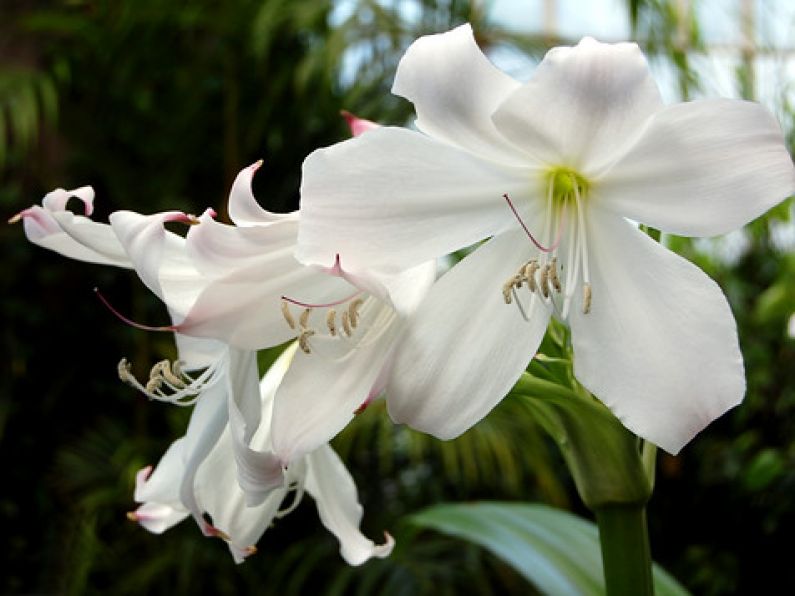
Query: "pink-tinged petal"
297 126 537 274
179 215 351 349
341 110 380 137
568 210 745 454
129 502 188 534
596 99 795 236
41 186 95 216
387 230 551 439
492 37 663 172
272 300 401 463
392 23 525 165
305 444 394 565
173 334 228 371
227 161 291 226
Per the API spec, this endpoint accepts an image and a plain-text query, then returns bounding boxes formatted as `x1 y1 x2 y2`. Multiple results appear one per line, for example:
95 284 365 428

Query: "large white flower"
296 25 795 454
130 343 394 565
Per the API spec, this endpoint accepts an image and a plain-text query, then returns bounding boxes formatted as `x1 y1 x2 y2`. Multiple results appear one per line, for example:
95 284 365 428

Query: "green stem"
595 505 654 596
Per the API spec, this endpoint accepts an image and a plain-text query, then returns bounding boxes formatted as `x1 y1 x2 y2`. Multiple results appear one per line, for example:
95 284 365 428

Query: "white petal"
392 24 524 165
41 186 95 215
272 300 401 463
492 37 663 171
596 99 795 236
569 210 745 454
297 126 536 273
227 161 291 226
305 444 394 566
131 444 190 534
109 210 207 316
17 206 131 267
387 230 551 439
174 334 228 371
180 214 351 349
225 349 284 506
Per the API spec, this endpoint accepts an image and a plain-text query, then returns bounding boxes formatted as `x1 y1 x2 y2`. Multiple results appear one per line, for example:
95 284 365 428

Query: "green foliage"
410 502 690 596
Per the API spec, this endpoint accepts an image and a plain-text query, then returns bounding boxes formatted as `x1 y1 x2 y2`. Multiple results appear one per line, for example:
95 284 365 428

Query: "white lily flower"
129 343 394 565
296 25 795 454
14 159 433 477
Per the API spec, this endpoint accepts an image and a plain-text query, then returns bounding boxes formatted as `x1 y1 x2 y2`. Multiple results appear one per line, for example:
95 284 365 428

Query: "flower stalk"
595 505 654 596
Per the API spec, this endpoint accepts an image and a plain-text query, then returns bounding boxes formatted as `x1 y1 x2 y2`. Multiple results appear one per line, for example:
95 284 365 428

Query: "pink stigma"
281 289 362 309
503 194 565 253
94 288 178 332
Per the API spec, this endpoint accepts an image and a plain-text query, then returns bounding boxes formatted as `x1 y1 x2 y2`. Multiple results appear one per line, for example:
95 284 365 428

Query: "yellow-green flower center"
544 166 590 204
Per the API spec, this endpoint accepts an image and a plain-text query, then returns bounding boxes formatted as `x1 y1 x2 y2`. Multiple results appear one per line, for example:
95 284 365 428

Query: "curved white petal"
41 186 95 215
272 300 401 463
393 24 525 165
16 205 131 267
596 99 795 236
492 37 663 172
225 349 284 506
109 210 207 316
174 334 228 371
569 210 745 454
305 444 394 566
387 230 551 439
180 214 351 349
297 126 536 273
228 161 292 227
131 443 189 534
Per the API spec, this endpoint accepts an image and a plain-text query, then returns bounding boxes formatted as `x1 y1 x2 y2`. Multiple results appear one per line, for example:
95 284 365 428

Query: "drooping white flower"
296 25 795 454
129 343 394 565
14 159 433 472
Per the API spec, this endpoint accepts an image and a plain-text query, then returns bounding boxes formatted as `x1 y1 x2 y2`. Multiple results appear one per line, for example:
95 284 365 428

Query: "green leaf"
410 502 690 596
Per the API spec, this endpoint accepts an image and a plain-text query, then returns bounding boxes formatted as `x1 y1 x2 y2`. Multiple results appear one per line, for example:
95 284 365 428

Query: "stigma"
502 165 594 320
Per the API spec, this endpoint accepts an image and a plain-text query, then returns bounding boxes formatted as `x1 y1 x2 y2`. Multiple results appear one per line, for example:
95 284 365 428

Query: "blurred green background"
1 0 793 594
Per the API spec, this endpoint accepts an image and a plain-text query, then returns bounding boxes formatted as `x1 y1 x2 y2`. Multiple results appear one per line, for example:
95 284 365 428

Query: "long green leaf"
410 502 690 596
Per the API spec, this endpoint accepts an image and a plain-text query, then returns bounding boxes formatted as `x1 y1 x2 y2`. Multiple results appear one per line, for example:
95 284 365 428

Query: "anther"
145 377 162 394
549 257 561 293
281 301 296 329
502 280 514 304
118 358 134 385
540 265 550 298
523 261 539 292
341 310 353 336
298 328 315 354
583 283 592 314
299 308 311 329
348 298 364 329
326 309 337 336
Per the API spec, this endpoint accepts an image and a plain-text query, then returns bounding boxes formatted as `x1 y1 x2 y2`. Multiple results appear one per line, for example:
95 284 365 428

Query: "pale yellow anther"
299 308 311 329
502 280 514 304
281 301 296 329
583 283 592 314
118 358 134 384
348 298 364 329
341 310 353 336
326 309 337 336
523 261 539 292
298 328 315 354
145 377 162 394
540 265 550 298
549 257 561 293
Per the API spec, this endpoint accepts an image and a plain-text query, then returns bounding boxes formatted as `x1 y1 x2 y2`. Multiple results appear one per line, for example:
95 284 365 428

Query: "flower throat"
502 166 593 321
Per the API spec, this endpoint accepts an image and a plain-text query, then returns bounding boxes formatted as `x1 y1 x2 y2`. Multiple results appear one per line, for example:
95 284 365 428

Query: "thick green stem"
595 505 654 596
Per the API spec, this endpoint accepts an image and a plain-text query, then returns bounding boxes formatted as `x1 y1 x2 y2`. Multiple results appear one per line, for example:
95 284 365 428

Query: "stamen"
539 265 550 298
298 328 315 354
348 298 364 329
117 356 220 406
299 308 311 329
502 280 514 304
341 311 352 337
549 257 561 293
583 283 592 314
326 309 337 336
523 261 539 292
94 288 177 332
504 193 566 253
281 301 296 329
